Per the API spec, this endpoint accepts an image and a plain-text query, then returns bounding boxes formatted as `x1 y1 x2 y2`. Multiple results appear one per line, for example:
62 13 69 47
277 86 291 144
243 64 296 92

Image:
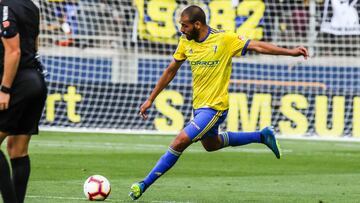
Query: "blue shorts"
183 108 228 142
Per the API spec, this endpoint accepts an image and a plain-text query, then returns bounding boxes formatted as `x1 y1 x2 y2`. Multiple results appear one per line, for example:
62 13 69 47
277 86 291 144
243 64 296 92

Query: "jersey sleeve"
173 36 187 62
224 32 250 57
0 6 18 38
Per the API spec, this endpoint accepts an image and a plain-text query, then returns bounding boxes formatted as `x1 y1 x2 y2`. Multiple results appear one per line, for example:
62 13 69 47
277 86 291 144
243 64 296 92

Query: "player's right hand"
0 91 10 111
292 46 309 59
139 99 152 120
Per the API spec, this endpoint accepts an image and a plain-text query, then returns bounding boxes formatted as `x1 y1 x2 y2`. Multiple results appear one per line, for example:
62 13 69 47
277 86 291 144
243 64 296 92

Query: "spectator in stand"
53 0 80 47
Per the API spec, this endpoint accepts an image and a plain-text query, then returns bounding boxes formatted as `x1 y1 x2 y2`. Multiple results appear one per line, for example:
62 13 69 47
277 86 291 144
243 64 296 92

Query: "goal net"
37 0 360 138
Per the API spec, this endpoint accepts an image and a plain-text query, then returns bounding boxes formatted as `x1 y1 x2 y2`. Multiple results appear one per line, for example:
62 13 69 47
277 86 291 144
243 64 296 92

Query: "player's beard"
185 27 200 41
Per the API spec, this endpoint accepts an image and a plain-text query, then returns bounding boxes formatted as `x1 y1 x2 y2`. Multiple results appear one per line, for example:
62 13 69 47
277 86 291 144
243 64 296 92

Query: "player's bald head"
181 5 206 24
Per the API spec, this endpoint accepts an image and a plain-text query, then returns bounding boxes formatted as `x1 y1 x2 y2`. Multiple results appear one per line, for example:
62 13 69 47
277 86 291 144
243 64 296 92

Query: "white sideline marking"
31 140 166 148
335 143 360 148
30 140 290 154
26 195 194 203
40 127 360 143
30 141 167 150
27 195 87 200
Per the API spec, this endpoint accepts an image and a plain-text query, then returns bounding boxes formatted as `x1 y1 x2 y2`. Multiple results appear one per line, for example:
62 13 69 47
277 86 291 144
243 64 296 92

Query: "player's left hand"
0 91 10 111
139 99 152 120
292 46 309 59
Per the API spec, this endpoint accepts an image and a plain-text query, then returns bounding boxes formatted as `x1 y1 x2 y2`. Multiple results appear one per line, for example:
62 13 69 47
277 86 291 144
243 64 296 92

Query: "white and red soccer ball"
83 175 111 201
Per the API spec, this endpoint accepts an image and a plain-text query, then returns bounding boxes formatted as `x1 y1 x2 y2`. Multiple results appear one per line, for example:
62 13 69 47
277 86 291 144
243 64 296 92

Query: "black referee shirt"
0 0 40 73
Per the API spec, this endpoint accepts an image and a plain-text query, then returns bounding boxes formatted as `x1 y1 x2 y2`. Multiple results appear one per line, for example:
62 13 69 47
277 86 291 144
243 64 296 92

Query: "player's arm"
139 59 183 119
247 40 308 59
0 34 20 110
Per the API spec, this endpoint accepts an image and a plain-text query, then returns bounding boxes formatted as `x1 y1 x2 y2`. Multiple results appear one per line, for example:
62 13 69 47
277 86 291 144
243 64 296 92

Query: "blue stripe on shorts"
183 108 228 142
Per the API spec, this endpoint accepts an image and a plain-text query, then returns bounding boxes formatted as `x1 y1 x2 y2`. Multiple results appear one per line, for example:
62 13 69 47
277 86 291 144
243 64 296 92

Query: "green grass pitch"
18 131 360 202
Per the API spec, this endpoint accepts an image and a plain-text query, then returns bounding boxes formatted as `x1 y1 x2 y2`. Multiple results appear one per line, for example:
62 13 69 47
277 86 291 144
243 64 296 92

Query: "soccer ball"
83 175 111 201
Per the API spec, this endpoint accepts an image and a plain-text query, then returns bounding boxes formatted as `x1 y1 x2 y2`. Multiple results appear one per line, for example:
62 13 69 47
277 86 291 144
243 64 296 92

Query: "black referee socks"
0 150 18 203
11 155 30 203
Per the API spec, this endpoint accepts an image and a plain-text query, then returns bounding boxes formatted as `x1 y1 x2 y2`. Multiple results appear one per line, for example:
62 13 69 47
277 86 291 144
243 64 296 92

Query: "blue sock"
220 131 262 147
142 147 181 191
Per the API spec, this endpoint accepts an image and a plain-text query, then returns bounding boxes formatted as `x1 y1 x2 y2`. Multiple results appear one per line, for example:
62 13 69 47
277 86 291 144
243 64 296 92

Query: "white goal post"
37 0 360 139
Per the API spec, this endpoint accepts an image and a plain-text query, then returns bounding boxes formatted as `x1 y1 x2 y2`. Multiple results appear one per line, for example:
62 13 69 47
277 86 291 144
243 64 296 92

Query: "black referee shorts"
0 68 47 135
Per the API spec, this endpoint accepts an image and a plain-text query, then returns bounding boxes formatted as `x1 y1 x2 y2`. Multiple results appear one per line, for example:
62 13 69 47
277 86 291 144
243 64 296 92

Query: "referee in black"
0 0 47 203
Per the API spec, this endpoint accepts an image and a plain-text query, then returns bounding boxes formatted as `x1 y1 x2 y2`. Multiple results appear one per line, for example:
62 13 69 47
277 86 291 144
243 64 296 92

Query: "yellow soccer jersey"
173 27 250 110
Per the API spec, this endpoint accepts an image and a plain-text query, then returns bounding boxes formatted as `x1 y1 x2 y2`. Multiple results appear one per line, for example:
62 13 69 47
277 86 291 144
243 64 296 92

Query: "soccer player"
0 1 47 203
129 5 308 200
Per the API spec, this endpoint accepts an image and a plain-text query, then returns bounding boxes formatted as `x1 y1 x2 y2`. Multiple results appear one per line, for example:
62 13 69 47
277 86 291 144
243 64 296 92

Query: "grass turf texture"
19 131 360 202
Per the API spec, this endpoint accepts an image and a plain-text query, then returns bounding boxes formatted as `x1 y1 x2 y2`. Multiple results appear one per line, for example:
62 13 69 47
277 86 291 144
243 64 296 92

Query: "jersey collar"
197 26 211 43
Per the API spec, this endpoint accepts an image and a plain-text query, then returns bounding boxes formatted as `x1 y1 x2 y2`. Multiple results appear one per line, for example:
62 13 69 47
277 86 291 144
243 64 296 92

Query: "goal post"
37 0 360 139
